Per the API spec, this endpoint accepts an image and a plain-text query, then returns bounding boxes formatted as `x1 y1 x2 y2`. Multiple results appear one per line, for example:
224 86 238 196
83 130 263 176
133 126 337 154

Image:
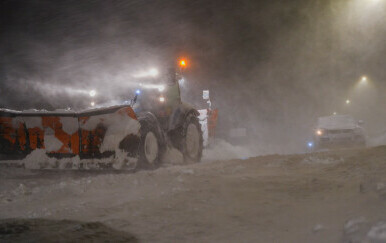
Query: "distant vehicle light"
316 129 323 136
308 142 314 148
136 89 141 95
159 96 165 102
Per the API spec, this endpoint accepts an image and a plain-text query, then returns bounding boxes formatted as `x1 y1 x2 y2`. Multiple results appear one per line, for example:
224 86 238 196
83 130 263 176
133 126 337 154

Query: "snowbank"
161 147 184 165
367 222 386 242
203 139 257 161
302 156 344 165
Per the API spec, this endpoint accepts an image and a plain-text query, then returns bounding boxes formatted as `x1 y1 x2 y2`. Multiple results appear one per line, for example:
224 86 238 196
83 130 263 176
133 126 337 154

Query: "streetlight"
360 76 368 84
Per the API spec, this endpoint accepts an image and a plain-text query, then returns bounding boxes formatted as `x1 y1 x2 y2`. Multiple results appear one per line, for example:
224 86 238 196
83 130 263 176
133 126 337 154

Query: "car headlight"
316 129 323 136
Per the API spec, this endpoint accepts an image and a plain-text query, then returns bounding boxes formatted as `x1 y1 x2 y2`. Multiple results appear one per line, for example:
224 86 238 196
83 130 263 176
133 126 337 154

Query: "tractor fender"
168 103 199 132
136 111 166 145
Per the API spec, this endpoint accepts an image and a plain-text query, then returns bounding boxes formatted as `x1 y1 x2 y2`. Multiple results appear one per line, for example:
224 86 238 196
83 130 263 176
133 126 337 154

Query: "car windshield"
318 115 357 129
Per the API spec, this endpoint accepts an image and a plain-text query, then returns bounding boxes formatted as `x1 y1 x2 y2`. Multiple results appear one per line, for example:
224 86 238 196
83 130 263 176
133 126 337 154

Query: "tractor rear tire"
180 113 203 163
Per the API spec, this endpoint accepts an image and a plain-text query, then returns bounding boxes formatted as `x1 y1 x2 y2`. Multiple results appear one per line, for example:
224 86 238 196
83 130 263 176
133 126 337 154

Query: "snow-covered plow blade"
0 106 140 169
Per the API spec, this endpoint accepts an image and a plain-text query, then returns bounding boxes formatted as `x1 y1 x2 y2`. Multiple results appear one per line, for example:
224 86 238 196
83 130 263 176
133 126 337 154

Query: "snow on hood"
317 115 358 130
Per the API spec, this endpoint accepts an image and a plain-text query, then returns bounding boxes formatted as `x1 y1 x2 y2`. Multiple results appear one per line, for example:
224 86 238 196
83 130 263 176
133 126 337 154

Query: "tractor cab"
132 63 185 130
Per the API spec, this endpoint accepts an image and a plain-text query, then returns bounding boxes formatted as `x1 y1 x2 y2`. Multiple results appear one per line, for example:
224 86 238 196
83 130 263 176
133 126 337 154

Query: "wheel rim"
186 123 200 158
144 132 158 164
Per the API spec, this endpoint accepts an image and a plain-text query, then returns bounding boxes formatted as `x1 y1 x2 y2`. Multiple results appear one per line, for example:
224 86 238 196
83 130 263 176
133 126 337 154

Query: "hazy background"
1 0 385 153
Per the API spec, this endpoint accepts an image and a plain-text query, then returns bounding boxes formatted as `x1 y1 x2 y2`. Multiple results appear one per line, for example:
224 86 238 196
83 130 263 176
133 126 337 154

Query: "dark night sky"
1 0 385 146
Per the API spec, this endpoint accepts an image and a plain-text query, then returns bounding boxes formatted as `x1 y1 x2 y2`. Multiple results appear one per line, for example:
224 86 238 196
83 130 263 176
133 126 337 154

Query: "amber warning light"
179 59 187 68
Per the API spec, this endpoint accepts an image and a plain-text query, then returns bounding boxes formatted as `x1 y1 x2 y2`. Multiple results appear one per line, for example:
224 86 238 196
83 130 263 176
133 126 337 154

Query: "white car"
313 115 366 149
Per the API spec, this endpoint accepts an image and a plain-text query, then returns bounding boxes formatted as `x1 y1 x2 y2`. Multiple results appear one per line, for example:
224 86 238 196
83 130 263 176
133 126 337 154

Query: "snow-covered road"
1 146 386 242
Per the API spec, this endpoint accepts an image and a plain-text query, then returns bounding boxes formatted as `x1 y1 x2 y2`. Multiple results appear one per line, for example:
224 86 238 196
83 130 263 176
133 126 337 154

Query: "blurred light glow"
149 68 159 77
357 76 369 87
133 68 159 78
308 142 314 148
142 84 165 91
159 96 165 102
179 59 186 67
346 99 351 104
91 101 95 107
333 112 337 115
89 90 96 97
179 78 185 85
316 129 323 136
136 89 141 95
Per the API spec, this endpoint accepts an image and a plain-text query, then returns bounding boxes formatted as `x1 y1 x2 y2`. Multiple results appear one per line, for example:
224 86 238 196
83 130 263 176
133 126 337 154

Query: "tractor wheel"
180 113 203 163
138 119 162 169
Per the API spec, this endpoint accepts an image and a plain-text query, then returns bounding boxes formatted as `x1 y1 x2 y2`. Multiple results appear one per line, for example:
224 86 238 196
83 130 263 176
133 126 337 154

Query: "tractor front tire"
138 119 163 169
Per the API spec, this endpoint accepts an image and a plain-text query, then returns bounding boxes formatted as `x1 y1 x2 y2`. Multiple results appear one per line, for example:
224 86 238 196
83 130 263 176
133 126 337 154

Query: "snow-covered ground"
1 146 386 242
369 130 386 147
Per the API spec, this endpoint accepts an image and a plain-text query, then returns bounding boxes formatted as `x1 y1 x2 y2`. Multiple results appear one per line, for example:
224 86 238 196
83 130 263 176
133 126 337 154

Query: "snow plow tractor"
0 64 203 170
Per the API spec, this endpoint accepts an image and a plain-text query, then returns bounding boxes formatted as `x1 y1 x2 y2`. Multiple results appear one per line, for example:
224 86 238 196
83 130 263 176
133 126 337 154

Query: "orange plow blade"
0 106 140 167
